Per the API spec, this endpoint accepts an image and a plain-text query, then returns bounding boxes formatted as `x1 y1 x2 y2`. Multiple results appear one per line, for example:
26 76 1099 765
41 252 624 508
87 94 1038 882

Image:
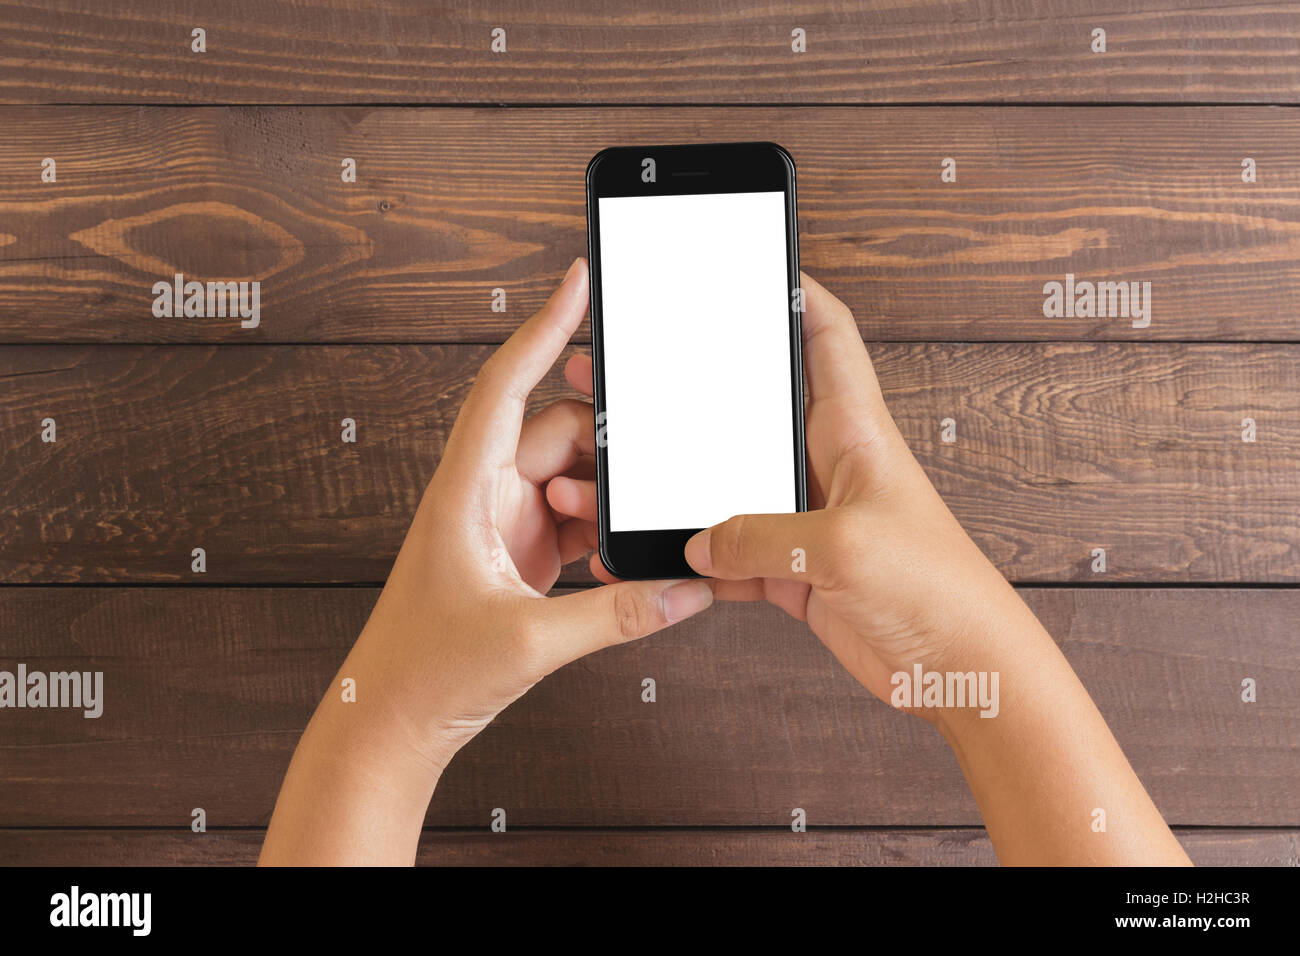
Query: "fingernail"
662 580 713 623
684 529 712 573
564 257 583 281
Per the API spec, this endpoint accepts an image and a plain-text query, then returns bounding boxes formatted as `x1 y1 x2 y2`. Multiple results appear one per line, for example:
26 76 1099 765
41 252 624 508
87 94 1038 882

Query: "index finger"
798 272 905 489
798 271 884 410
445 258 589 474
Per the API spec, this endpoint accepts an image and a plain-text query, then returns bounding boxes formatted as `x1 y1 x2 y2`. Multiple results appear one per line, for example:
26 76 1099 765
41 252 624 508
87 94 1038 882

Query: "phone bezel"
584 141 807 580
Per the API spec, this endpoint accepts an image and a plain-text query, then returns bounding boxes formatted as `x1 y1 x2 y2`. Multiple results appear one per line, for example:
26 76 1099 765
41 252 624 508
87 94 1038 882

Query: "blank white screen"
598 190 796 531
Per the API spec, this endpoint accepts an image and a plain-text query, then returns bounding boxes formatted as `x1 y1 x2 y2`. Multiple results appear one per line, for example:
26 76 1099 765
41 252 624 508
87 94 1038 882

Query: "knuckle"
475 353 527 407
816 511 868 585
509 615 550 675
716 514 749 572
830 297 857 329
611 586 650 641
554 397 591 428
821 512 861 561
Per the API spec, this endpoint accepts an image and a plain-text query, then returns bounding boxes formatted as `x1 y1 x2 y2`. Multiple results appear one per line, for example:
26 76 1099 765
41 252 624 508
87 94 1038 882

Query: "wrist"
916 576 1055 741
262 691 441 865
346 597 477 781
303 679 448 810
309 617 467 802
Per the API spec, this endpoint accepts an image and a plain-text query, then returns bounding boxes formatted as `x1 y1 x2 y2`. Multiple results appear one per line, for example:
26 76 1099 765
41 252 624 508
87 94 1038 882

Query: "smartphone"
585 141 807 580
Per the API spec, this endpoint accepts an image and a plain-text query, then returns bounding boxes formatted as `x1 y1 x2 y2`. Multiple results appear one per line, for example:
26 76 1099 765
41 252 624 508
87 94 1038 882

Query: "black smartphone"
585 141 807 580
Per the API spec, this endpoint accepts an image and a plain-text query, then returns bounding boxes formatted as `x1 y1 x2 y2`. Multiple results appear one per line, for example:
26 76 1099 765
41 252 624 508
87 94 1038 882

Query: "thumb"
538 578 714 667
684 512 834 584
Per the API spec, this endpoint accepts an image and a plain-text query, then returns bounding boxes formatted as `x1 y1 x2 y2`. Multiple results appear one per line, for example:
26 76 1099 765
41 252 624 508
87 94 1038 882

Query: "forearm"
259 646 447 866
933 585 1191 866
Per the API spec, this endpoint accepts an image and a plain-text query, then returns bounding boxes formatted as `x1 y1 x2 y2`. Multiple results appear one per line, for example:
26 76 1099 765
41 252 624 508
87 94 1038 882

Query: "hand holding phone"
585 142 808 579
563 269 999 688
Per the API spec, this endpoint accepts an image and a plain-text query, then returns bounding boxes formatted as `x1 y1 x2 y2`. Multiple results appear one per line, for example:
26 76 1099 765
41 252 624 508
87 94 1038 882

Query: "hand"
559 272 1190 866
562 272 1019 714
265 265 1190 867
262 258 713 865
359 256 714 766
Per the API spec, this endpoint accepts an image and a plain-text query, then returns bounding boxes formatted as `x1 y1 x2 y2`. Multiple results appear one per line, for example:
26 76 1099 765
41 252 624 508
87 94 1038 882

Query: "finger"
710 578 766 602
806 465 827 510
538 578 713 666
799 271 885 412
517 399 595 485
799 272 901 484
684 510 840 586
447 258 589 473
589 552 620 584
557 518 597 565
546 475 598 522
564 353 595 398
763 577 813 622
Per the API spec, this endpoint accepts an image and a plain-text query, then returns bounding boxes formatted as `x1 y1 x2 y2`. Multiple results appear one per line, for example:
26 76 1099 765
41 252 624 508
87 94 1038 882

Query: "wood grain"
0 587 1295 828
2 2 1298 105
1 343 1296 584
2 0 1296 870
0 828 1294 867
1 106 1298 342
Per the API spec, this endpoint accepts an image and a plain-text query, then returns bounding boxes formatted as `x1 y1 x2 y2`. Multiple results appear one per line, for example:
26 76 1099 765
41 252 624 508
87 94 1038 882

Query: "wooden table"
0 1 1297 866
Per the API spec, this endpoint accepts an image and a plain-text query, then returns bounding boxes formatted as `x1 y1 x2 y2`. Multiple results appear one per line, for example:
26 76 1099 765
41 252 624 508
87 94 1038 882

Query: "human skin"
260 259 713 865
261 259 1191 866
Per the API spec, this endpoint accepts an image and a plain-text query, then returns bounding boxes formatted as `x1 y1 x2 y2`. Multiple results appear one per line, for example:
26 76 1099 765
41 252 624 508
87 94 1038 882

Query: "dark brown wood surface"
3 2 1298 105
1 106 1298 343
1 1 1296 869
0 587 1295 829
1 828 1294 867
1 343 1296 584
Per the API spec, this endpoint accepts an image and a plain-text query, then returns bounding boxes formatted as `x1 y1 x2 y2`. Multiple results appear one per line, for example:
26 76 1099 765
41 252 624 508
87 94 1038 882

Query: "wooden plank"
1 106 1298 343
0 587 1294 827
2 2 1298 105
0 827 1294 867
1 343 1296 584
